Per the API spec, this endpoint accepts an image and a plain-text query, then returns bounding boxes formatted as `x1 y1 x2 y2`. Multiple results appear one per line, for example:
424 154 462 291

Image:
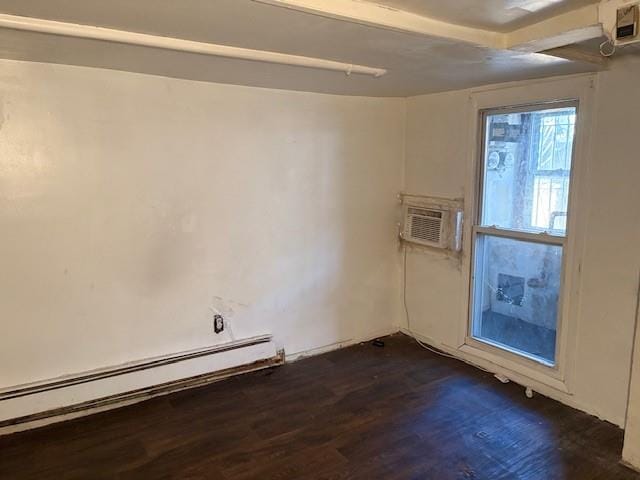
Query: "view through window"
471 104 577 365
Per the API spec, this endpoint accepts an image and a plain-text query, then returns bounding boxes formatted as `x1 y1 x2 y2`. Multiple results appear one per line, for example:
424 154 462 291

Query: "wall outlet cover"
214 315 224 334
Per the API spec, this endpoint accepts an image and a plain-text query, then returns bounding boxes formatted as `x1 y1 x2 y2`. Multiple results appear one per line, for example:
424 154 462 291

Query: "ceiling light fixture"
0 13 387 78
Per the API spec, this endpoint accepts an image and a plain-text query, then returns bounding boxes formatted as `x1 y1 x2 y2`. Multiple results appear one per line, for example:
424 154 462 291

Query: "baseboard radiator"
0 335 282 434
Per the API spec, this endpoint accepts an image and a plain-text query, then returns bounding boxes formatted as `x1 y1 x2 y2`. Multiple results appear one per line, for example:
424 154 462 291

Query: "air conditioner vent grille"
401 197 463 251
410 214 442 244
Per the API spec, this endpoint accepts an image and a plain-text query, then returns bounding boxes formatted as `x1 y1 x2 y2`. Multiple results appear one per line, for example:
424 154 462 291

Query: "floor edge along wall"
0 335 280 435
0 326 400 435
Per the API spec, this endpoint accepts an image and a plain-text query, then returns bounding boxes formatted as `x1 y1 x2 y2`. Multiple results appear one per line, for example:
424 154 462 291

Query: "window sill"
460 340 571 395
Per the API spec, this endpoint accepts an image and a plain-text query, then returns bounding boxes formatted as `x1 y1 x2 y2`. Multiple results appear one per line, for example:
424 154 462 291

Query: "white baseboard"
0 335 279 435
623 443 640 473
1 328 403 436
622 459 640 474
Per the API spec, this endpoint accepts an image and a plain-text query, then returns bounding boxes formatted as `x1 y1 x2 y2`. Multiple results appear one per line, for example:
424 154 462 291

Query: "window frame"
469 230 565 367
477 101 578 237
525 109 577 233
454 76 595 397
467 99 579 374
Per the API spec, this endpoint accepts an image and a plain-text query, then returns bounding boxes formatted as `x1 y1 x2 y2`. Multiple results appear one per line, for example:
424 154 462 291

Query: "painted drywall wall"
0 59 404 391
403 57 640 426
624 306 640 470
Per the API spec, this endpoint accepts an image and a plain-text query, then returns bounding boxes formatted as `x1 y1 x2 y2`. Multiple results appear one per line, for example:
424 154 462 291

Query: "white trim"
0 335 272 398
462 75 596 395
473 226 566 246
0 13 387 78
622 460 640 475
462 339 564 384
0 349 281 436
1 398 147 436
0 326 401 435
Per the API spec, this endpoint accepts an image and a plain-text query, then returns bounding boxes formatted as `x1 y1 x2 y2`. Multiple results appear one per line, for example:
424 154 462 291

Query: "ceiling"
0 0 605 97
371 0 599 32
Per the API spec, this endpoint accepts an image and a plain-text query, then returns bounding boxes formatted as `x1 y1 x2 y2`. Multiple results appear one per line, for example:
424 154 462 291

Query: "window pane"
481 106 576 235
531 176 569 230
472 235 562 364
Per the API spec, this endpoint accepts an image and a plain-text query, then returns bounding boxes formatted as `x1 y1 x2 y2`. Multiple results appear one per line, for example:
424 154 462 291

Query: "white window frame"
457 76 596 394
527 109 576 233
471 100 577 367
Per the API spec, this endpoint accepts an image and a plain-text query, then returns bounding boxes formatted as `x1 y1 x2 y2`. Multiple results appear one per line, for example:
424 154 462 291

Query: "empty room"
1 0 640 479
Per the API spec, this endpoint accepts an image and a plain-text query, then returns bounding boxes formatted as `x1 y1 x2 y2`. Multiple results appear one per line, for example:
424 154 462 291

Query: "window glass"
481 107 576 235
471 234 562 364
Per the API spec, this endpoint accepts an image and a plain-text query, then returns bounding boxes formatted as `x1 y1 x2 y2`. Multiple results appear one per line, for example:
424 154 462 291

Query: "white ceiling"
0 0 602 97
371 0 599 31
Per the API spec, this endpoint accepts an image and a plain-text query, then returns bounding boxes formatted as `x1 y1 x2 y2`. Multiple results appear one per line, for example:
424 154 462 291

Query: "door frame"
457 75 597 394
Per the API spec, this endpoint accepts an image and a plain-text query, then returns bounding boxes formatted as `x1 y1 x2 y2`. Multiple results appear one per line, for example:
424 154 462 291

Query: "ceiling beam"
541 45 609 67
254 0 605 55
506 4 603 52
253 0 505 48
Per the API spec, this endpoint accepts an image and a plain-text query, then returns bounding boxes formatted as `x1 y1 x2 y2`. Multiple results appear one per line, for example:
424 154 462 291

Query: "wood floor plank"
0 333 638 479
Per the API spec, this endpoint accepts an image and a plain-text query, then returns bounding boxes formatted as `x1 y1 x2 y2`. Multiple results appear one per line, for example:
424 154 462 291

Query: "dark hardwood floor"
1 333 638 479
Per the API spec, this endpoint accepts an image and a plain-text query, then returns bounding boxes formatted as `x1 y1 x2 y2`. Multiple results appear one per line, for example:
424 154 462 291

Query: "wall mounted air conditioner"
402 206 447 248
400 195 463 252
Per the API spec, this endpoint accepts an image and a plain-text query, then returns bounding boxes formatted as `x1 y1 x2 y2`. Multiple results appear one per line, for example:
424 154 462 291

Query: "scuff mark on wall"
210 296 251 342
211 295 250 316
404 242 465 271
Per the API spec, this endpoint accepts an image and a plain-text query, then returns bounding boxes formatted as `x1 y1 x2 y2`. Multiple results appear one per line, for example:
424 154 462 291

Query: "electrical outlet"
213 314 224 334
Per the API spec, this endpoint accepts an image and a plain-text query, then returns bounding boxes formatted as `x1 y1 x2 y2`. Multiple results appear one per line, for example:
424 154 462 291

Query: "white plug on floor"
525 387 534 399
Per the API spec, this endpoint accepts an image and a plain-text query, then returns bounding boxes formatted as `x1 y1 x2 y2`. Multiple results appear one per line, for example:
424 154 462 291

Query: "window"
530 111 575 232
471 103 577 366
480 106 575 236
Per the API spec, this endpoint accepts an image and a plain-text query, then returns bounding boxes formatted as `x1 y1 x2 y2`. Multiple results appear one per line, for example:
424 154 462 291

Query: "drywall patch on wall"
0 59 405 391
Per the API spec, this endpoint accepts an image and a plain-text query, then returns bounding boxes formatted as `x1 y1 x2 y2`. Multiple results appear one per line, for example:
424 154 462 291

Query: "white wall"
624 307 640 470
2 51 638 443
0 59 404 390
404 58 640 426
